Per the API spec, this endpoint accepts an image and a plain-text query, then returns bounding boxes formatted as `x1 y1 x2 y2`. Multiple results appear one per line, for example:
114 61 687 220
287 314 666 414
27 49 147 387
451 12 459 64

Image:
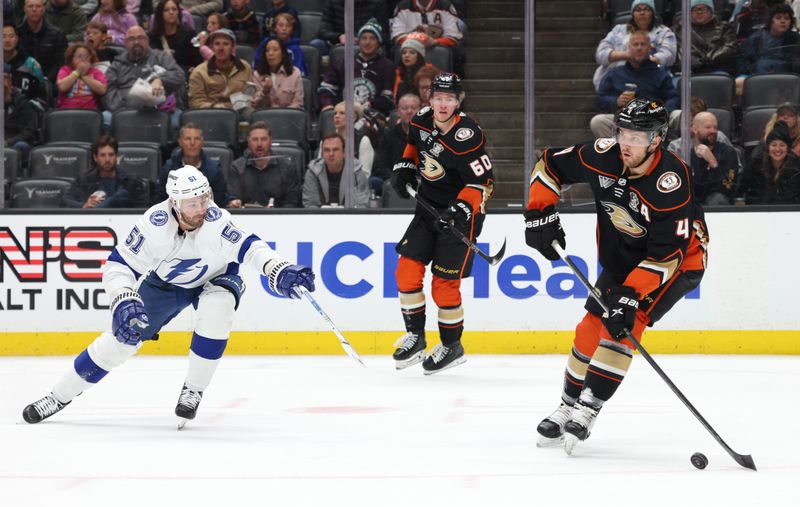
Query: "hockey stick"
294 286 366 367
550 241 756 470
405 185 506 266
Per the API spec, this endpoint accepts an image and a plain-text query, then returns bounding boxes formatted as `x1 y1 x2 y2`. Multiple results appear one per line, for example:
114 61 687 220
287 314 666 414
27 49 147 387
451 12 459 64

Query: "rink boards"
1 210 798 355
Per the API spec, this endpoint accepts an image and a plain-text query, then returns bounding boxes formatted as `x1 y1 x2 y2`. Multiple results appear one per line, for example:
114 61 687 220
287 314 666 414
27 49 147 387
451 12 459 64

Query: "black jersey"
403 107 493 211
527 138 709 297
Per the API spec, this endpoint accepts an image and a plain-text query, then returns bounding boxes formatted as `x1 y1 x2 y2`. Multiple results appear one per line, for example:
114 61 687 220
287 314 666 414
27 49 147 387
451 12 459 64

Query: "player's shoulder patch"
204 206 223 222
454 127 474 142
594 137 617 153
149 209 169 226
656 171 682 193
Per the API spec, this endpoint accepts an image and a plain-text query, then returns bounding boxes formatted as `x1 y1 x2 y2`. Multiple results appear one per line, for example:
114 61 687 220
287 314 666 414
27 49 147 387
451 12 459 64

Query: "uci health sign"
0 212 797 334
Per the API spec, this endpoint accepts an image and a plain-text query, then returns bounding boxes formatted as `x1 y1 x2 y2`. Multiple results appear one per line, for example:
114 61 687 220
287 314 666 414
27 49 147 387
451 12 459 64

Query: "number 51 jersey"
403 107 494 210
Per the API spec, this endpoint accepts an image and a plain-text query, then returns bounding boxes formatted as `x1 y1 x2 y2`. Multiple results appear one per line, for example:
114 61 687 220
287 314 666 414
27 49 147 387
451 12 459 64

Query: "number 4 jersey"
403 107 494 211
527 138 709 298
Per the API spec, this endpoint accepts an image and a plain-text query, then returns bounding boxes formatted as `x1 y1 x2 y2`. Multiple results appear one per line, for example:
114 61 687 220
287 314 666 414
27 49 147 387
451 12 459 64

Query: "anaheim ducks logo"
420 152 446 181
601 201 647 238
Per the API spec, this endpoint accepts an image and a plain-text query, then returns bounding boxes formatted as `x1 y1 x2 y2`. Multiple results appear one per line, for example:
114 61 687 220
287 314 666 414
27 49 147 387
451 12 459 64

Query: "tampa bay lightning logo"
163 258 209 285
205 207 222 222
149 210 169 226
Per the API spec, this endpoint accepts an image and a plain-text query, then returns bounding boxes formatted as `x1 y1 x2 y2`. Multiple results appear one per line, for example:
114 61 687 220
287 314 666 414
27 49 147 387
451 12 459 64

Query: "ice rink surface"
1 354 798 507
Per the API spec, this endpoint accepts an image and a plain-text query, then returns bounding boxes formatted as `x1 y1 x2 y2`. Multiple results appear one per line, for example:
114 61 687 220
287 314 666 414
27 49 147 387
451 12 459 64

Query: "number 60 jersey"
403 107 494 210
104 200 283 295
528 138 709 298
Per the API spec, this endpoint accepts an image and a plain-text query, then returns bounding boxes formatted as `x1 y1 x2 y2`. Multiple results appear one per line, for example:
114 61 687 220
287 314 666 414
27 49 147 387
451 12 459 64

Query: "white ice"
1 354 798 506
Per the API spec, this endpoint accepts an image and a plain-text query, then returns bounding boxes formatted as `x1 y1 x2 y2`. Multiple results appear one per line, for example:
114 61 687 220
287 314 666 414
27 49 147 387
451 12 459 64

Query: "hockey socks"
437 305 464 347
186 333 228 391
582 339 633 404
562 346 590 406
399 290 426 336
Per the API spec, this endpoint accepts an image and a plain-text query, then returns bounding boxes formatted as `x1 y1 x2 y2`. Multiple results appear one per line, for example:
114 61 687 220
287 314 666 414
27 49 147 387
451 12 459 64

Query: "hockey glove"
391 159 418 198
111 291 150 345
272 263 316 299
602 285 639 340
436 199 473 235
524 205 566 261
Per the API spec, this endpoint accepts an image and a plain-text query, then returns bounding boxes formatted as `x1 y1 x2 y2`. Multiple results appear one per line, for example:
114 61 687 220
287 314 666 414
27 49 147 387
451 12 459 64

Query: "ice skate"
563 402 599 455
175 384 203 429
422 342 466 375
393 332 427 370
22 393 69 424
536 402 573 447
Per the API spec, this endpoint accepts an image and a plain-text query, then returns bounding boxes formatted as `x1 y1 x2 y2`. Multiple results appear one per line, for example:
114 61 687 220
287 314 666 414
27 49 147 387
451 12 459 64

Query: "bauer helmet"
166 165 213 217
430 72 464 100
613 97 669 146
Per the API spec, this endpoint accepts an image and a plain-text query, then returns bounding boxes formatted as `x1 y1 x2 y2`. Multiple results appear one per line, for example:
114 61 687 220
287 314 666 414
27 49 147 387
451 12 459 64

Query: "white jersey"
103 201 283 297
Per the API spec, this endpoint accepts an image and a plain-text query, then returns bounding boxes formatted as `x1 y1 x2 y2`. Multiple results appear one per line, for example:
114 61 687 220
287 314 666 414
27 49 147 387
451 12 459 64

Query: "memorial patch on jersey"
598 175 615 188
601 201 647 238
204 207 222 222
594 137 617 153
149 210 168 226
430 142 444 156
657 171 681 193
455 128 474 142
629 192 640 211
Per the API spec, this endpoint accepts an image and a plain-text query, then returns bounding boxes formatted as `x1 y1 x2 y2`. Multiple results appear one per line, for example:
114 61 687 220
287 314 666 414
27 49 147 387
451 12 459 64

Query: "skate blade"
536 435 564 448
563 433 579 455
394 351 426 370
423 356 466 376
177 417 189 430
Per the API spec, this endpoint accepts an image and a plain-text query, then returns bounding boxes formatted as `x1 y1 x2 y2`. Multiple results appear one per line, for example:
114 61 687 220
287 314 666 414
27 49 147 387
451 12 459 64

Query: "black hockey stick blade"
406 184 506 265
551 241 757 471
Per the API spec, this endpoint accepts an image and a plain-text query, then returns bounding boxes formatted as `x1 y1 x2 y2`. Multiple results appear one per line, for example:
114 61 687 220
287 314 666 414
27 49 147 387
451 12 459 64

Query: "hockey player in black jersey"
524 98 709 453
390 72 494 374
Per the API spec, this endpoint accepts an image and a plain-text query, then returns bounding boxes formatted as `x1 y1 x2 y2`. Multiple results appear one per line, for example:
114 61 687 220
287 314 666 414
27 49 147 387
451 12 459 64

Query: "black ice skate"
536 402 573 447
422 342 466 375
23 393 70 424
175 384 203 429
563 402 600 455
393 332 427 370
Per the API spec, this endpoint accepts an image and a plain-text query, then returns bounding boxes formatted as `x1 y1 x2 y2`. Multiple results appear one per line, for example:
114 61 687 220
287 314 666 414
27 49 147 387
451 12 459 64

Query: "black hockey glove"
436 199 473 235
602 285 639 340
391 159 418 198
524 205 565 261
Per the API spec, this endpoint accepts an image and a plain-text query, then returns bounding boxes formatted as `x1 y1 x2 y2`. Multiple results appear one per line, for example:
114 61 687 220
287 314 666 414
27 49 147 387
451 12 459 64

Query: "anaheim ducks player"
390 72 493 375
524 98 709 454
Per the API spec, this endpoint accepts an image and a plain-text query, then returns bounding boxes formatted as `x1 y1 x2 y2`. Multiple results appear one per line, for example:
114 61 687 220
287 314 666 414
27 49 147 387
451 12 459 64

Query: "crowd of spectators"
4 0 467 208
594 0 800 204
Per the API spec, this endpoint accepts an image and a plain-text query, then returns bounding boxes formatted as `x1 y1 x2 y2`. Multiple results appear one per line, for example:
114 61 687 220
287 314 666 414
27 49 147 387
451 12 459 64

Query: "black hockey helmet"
430 72 463 97
614 97 669 144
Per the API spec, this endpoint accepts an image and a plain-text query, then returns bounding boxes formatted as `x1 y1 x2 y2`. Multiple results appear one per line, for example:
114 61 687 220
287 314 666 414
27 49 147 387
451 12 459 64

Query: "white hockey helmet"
166 165 213 215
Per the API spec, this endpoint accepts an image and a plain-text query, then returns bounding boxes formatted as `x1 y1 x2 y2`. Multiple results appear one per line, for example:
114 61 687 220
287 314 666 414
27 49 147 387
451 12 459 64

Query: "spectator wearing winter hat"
311 0 387 56
318 17 395 115
740 120 800 204
763 102 800 156
393 36 437 104
188 28 255 120
672 0 738 76
593 0 676 90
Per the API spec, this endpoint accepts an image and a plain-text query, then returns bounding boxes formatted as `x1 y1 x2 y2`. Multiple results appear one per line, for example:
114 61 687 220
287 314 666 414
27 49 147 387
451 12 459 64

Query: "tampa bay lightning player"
23 166 315 428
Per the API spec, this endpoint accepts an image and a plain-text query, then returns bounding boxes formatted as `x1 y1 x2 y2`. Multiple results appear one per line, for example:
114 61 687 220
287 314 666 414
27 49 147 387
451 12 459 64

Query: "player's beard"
622 149 651 172
177 210 205 231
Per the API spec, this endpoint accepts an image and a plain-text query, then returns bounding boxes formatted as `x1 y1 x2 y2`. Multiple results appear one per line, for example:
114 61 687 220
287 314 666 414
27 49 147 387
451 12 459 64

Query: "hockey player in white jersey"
22 166 316 427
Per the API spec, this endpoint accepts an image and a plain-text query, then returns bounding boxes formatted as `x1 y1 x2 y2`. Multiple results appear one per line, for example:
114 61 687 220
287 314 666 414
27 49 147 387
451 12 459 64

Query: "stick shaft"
295 287 365 367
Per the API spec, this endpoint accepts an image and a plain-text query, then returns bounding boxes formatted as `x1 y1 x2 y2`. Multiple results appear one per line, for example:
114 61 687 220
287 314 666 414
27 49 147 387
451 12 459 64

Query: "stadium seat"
318 108 335 137
236 44 256 66
741 107 776 148
180 109 239 151
382 179 415 209
707 107 734 140
28 145 90 179
251 108 310 149
271 142 307 180
191 13 206 32
298 12 322 45
117 144 161 182
742 74 800 111
292 0 325 13
42 109 103 147
330 44 358 68
202 145 235 182
250 0 270 14
427 46 453 72
4 147 22 182
302 77 314 114
111 109 171 146
301 44 320 88
683 74 735 110
9 178 72 208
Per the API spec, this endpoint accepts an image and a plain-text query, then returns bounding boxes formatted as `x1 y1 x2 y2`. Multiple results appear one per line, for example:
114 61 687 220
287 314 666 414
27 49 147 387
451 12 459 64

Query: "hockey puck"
690 452 708 469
